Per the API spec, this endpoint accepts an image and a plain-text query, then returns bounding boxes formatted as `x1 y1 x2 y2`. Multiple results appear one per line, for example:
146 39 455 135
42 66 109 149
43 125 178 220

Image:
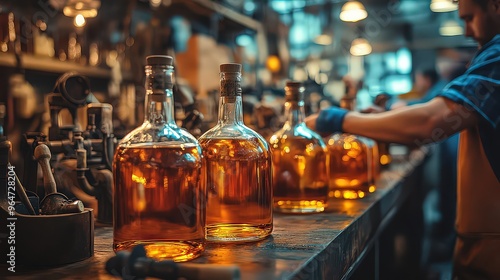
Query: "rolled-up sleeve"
438 55 500 129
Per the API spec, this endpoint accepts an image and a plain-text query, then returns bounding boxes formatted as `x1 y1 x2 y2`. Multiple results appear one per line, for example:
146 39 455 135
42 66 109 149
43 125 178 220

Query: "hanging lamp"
340 1 367 22
430 0 457 13
350 38 372 56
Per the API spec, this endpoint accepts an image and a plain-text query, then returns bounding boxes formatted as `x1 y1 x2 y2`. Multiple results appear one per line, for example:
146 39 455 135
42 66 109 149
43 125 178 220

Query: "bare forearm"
343 106 437 145
306 97 478 146
342 97 478 145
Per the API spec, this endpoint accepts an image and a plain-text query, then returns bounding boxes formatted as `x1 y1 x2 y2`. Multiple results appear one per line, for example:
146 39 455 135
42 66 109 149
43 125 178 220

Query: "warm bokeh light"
63 0 100 18
266 55 281 73
380 155 392 165
74 14 86 27
350 38 372 56
340 1 368 22
439 20 463 36
430 0 458 12
314 34 333 45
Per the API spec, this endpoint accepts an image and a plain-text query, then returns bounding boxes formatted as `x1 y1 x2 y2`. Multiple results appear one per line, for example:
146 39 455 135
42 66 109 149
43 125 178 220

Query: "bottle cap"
285 81 302 88
220 63 241 73
284 80 304 101
146 55 173 66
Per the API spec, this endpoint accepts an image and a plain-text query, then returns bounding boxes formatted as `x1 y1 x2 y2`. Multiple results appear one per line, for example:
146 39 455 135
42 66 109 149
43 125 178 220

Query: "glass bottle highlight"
269 81 329 213
113 55 205 262
198 63 273 243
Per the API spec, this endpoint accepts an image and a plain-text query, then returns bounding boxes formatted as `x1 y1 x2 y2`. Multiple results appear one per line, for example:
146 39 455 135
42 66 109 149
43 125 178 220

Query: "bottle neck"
218 71 243 125
218 96 243 125
283 100 305 127
144 65 176 126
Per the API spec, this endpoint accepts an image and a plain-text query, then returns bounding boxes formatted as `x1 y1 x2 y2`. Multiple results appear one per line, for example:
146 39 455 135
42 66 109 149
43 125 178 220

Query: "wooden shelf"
0 53 123 79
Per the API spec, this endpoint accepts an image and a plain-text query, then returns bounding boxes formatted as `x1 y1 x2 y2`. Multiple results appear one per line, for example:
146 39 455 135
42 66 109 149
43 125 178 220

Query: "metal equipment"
21 72 114 224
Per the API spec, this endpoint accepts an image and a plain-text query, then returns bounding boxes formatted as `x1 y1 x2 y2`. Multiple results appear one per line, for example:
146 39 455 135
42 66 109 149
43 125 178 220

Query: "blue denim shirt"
438 34 500 181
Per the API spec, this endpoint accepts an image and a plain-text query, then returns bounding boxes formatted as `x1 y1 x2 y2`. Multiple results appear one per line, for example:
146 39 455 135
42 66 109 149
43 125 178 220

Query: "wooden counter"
1 147 428 280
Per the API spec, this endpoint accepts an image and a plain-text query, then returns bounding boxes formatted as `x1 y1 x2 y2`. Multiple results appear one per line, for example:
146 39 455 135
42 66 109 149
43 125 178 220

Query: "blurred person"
305 0 500 278
391 68 448 110
400 68 462 268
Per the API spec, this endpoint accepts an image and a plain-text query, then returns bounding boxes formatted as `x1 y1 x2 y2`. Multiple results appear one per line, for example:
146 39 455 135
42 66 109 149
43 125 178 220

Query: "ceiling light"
439 20 463 36
340 1 367 22
314 34 333 45
350 38 372 56
63 0 100 18
430 0 457 13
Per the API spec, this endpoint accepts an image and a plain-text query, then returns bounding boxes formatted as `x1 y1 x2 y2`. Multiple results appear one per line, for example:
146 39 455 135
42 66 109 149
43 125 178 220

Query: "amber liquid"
326 134 370 199
271 137 329 213
199 138 273 242
363 137 378 193
378 141 392 166
113 144 204 262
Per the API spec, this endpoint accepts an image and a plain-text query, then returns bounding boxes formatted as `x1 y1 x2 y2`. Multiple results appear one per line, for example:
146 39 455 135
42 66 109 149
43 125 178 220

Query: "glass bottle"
373 93 393 167
198 63 273 243
269 81 329 213
113 55 204 262
326 95 374 199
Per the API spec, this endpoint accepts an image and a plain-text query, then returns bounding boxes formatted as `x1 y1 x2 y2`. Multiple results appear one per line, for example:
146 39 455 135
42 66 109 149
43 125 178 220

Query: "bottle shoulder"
198 124 271 158
200 123 267 142
270 124 326 145
118 123 200 147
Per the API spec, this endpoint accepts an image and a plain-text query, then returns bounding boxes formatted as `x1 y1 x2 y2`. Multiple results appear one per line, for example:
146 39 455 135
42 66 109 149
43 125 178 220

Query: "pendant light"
439 19 463 36
430 0 458 13
340 1 368 22
350 38 372 56
315 5 334 45
63 0 101 18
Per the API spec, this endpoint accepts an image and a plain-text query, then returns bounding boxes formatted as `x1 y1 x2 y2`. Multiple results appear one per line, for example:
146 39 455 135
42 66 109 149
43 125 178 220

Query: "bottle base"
114 240 204 262
274 200 327 213
206 223 272 243
330 189 367 199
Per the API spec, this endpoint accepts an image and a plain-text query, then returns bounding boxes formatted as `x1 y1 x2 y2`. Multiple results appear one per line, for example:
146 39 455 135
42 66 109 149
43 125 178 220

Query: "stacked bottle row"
112 55 390 263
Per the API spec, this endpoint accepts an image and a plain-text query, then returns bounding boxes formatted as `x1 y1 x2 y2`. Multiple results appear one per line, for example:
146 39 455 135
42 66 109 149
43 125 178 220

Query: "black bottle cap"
220 63 241 73
146 55 173 66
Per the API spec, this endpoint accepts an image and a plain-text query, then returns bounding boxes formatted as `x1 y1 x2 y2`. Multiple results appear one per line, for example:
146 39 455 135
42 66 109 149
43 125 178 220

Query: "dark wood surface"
1 147 426 280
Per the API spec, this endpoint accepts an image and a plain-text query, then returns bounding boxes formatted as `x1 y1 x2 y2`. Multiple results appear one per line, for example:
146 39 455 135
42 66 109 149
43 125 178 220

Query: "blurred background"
0 0 473 179
0 1 471 278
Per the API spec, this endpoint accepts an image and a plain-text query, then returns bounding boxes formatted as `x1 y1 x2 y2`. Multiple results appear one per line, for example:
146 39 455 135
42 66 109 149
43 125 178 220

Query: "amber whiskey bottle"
269 81 329 213
113 55 205 261
198 63 273 243
326 95 375 199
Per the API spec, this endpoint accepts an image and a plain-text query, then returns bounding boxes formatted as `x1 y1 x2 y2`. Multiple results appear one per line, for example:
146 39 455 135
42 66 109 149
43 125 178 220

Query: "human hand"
305 107 348 135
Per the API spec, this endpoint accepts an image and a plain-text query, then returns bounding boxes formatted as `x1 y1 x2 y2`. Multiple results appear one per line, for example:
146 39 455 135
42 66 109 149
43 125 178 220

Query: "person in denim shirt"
306 0 500 278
